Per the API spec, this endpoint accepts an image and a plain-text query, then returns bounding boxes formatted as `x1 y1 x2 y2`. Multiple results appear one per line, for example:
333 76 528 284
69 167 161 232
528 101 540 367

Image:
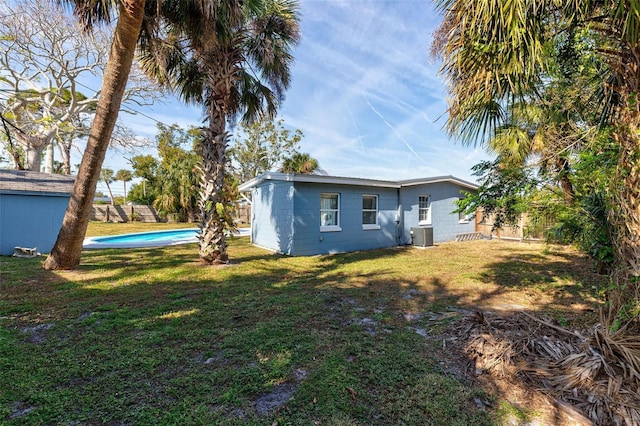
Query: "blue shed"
0 170 75 256
238 172 478 256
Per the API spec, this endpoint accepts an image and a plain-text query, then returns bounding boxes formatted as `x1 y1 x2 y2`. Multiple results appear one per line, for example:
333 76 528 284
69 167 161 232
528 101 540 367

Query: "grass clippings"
0 223 609 425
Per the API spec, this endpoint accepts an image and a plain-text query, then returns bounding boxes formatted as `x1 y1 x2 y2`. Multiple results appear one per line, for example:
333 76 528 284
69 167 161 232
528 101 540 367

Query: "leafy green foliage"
434 0 640 310
457 159 538 230
137 0 301 262
129 155 160 205
114 169 133 201
99 168 116 204
129 124 200 221
279 152 324 175
229 118 303 183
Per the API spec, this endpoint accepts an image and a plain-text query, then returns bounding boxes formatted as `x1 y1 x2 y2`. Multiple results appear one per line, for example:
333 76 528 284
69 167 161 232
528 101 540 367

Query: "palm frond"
462 310 640 425
57 0 119 29
489 125 533 164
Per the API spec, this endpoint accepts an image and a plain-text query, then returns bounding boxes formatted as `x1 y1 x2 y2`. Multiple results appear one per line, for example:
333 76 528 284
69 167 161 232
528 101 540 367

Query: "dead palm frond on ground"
461 310 640 425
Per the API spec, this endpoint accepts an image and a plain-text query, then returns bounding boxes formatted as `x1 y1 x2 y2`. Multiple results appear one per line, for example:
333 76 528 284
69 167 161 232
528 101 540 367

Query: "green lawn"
0 223 606 425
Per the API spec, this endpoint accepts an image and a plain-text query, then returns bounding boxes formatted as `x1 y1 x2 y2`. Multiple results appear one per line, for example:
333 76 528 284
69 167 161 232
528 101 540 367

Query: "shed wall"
0 193 69 255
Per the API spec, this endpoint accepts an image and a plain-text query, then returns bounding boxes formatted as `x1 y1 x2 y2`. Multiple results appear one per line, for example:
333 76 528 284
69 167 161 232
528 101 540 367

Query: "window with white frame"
320 193 341 231
458 197 470 223
418 195 431 224
362 194 379 229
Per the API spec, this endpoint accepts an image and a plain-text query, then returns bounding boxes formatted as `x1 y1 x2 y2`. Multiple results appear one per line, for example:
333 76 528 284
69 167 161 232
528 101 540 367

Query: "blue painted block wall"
0 193 70 255
399 182 475 243
289 183 399 256
250 180 294 254
248 179 476 256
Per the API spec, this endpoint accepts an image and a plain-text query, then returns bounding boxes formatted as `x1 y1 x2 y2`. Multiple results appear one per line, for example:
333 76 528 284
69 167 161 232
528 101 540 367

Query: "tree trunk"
57 140 72 175
43 0 146 270
25 147 43 172
610 120 640 277
14 133 51 172
556 157 574 204
105 181 115 206
607 48 640 284
196 47 236 264
44 141 55 173
197 115 230 264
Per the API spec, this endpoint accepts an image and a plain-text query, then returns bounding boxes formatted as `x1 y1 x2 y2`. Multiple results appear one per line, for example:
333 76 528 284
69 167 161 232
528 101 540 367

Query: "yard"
1 223 607 425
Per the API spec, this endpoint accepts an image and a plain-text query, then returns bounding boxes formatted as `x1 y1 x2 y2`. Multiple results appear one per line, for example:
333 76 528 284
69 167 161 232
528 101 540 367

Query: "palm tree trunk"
611 120 640 277
197 101 230 264
556 157 574 204
608 48 640 283
105 181 115 205
43 0 146 270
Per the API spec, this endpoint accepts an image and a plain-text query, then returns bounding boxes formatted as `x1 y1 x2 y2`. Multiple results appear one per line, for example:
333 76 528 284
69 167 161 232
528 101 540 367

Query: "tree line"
0 0 320 268
100 119 321 221
0 0 155 174
433 0 640 326
30 0 303 268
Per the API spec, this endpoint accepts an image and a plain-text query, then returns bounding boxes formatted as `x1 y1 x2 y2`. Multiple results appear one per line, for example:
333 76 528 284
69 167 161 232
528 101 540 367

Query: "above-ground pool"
83 228 250 249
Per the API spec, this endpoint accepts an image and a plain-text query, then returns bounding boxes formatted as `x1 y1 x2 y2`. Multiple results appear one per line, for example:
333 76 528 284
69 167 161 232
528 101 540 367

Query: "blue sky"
100 0 490 194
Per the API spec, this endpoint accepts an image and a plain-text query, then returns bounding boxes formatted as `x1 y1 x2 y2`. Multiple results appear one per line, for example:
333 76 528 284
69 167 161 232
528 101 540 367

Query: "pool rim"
82 228 249 249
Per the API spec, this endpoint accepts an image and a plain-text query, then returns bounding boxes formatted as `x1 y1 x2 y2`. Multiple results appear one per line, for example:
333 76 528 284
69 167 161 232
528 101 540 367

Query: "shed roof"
0 169 75 195
238 172 478 192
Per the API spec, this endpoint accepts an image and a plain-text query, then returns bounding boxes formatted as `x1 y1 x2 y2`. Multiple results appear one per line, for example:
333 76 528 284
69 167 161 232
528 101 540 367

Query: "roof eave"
398 175 479 190
239 172 400 191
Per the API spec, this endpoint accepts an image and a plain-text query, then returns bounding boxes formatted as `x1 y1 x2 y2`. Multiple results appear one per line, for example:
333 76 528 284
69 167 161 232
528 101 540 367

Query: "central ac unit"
411 227 433 247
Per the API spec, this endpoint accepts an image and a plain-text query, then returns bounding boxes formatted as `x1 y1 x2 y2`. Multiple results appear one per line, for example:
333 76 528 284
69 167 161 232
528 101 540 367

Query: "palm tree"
280 152 323 174
486 100 583 204
44 0 147 270
139 0 301 264
114 169 133 202
100 168 115 204
433 0 640 280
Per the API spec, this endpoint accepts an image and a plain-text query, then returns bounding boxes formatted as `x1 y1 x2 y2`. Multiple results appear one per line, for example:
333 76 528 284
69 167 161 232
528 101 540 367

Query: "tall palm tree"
486 99 586 204
114 169 133 201
44 0 147 270
139 0 301 264
434 0 640 279
100 168 116 205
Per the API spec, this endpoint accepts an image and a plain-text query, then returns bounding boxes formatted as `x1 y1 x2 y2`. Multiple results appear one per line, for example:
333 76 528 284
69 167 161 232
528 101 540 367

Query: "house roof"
397 176 479 190
238 172 478 192
0 169 75 195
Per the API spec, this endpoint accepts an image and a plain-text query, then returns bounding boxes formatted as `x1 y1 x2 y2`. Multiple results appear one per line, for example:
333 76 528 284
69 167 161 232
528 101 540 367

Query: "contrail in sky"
366 101 427 165
344 100 367 155
398 100 437 125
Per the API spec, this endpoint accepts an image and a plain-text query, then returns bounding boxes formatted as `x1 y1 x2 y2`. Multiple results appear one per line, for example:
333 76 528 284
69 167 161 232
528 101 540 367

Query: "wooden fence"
234 204 251 224
475 210 555 241
91 203 252 224
91 205 163 223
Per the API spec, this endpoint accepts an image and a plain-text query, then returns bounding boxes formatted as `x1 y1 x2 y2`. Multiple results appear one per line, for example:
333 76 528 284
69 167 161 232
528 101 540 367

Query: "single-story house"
238 172 478 256
0 169 75 256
